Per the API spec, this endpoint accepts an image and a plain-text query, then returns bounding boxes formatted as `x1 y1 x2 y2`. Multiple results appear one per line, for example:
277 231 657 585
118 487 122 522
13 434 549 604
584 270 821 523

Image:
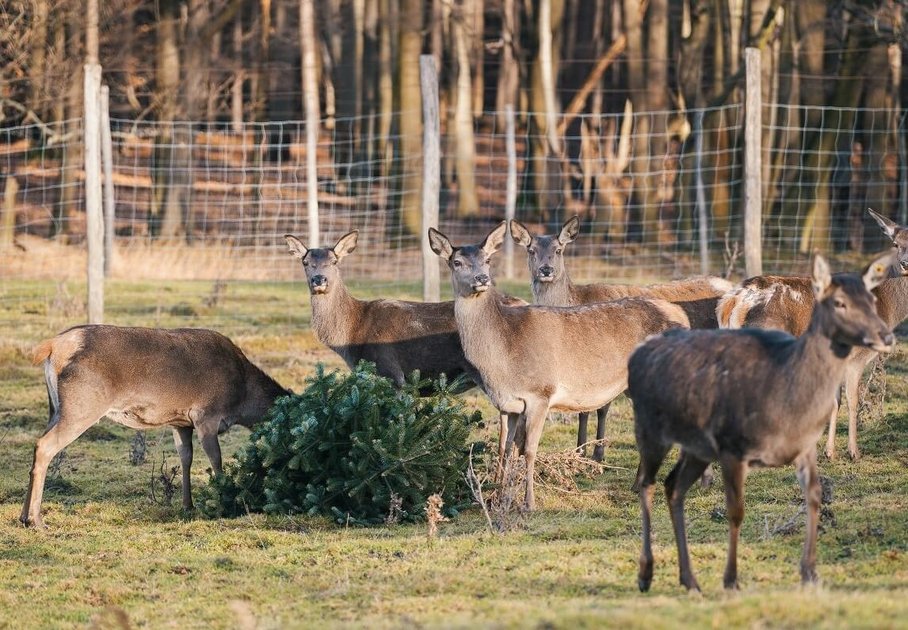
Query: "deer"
284 230 526 467
716 208 908 460
22 325 290 528
510 215 732 462
429 221 690 510
629 252 894 592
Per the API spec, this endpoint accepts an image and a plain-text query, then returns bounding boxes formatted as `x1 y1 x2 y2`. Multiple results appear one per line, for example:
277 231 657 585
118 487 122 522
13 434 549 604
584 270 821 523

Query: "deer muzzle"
310 275 329 294
472 274 491 292
536 265 555 281
865 330 896 353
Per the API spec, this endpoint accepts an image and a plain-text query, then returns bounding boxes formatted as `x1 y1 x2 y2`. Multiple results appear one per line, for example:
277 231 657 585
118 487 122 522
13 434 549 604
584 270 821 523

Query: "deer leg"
843 360 867 460
591 403 610 462
521 399 549 511
172 426 195 511
824 388 843 460
719 456 748 590
635 442 669 593
796 447 822 584
576 411 589 457
21 405 105 528
665 452 710 592
197 426 224 476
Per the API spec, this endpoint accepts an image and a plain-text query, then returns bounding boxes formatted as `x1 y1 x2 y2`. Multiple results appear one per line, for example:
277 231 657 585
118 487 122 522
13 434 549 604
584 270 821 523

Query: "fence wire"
0 103 905 335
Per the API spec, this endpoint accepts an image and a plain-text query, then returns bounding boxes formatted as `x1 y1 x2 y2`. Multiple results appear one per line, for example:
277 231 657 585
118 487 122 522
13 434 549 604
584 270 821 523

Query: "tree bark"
397 0 424 237
453 3 479 217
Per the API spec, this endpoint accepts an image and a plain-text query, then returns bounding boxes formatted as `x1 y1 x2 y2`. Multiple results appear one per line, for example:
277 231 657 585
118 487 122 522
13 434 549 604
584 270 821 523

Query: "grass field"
1 278 907 629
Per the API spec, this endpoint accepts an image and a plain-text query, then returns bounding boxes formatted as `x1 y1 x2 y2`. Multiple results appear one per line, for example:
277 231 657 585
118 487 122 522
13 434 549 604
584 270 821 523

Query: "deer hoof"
824 447 837 461
20 514 46 529
848 447 861 461
592 444 606 462
637 576 652 593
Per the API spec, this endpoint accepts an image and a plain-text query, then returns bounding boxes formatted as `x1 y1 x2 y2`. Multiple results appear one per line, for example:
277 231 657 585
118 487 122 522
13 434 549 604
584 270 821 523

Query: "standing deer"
429 222 690 510
510 216 731 461
284 230 525 465
630 253 893 592
716 208 908 459
22 326 290 528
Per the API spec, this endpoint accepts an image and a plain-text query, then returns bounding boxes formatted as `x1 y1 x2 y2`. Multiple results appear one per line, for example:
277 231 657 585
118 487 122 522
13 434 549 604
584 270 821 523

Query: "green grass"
1 279 908 628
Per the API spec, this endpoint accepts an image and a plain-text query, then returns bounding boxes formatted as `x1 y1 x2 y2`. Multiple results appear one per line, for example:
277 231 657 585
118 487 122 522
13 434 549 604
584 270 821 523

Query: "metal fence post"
744 47 763 277
420 55 440 302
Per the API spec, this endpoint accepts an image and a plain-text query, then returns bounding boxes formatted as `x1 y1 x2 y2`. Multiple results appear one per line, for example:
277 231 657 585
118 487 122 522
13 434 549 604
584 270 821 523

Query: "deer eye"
834 298 847 309
555 248 562 255
302 260 309 267
452 259 462 268
527 248 535 255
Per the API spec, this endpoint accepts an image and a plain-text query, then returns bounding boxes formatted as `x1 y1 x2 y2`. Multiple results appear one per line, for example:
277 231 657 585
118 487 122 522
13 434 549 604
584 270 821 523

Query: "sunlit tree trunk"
453 3 479 217
397 0 424 237
495 0 519 128
644 0 670 244
377 0 394 181
28 0 49 122
55 6 81 238
469 0 484 117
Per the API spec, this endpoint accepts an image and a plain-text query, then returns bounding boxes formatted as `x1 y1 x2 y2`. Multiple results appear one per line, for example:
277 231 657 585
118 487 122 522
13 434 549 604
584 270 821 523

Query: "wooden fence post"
744 47 763 277
84 62 104 323
420 55 440 302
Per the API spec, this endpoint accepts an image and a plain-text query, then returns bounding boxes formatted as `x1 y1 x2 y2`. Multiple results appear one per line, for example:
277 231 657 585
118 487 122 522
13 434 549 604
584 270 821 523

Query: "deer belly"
106 407 192 430
549 382 624 412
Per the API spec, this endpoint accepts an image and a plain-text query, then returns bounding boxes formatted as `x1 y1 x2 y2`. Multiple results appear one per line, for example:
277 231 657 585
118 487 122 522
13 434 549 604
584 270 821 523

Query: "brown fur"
717 263 908 459
430 222 690 510
21 325 289 527
630 255 893 592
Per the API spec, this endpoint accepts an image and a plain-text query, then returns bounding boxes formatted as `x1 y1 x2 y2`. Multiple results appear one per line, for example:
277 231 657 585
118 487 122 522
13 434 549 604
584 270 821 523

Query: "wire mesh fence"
0 100 905 333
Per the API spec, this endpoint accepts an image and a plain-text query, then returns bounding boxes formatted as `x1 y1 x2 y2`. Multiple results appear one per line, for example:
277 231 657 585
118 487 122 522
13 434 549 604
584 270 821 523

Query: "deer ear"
811 253 832 299
481 221 508 256
509 220 532 248
558 216 580 244
862 251 893 291
284 234 308 259
428 227 454 259
868 208 900 242
333 230 359 260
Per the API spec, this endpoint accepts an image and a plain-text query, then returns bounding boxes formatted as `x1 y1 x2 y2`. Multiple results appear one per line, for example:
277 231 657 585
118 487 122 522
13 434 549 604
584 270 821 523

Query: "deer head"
812 251 895 353
285 231 358 295
509 216 580 283
429 222 507 298
868 208 908 273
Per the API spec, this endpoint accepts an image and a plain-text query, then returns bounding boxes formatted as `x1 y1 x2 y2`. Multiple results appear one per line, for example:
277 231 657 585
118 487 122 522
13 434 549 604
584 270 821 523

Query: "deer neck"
309 280 364 349
876 276 908 329
532 271 576 306
454 288 510 363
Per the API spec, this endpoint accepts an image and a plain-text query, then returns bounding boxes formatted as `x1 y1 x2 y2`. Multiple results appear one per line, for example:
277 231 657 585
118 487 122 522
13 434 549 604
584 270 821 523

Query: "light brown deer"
510 215 731 461
22 325 290 528
284 230 525 464
429 222 690 510
630 253 893 592
716 208 908 459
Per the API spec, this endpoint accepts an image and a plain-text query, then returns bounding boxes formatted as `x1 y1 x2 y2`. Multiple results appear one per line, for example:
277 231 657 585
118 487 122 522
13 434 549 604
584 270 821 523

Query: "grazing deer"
22 326 290 528
284 230 525 464
716 208 908 459
630 253 893 592
429 222 690 510
510 216 731 461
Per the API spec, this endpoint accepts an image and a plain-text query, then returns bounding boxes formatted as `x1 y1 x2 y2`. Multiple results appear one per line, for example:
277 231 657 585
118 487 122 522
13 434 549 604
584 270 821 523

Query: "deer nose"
538 265 555 278
310 275 328 291
474 273 490 286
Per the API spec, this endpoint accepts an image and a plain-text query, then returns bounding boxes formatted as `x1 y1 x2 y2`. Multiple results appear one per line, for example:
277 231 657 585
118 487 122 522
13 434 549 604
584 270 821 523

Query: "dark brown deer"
284 230 525 465
22 325 290 528
429 222 690 510
630 253 893 592
511 216 732 461
716 208 908 459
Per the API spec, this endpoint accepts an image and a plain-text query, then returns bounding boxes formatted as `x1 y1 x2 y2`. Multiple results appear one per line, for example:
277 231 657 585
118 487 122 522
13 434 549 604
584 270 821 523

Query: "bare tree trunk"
232 18 244 131
469 0 485 117
623 0 646 240
29 0 49 121
377 0 394 181
398 0 424 237
644 0 670 244
56 11 82 239
149 0 186 240
495 0 519 128
453 3 479 217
